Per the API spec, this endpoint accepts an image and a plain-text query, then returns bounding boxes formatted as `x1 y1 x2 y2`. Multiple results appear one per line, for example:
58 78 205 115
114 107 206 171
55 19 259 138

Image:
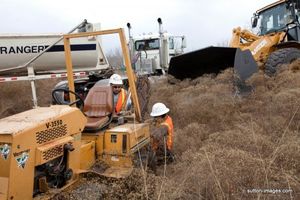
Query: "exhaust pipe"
157 18 168 70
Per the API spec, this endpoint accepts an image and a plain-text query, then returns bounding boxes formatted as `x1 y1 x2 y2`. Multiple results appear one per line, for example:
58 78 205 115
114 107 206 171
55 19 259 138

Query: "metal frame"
63 28 142 121
256 0 287 14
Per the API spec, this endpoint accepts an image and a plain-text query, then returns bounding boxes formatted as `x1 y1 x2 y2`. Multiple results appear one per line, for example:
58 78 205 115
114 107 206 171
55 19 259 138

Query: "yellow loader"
0 28 150 199
169 0 300 80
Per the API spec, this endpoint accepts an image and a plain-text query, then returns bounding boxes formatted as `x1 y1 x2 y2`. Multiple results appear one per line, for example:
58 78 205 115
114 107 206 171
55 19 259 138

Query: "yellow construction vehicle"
0 28 150 200
169 0 300 80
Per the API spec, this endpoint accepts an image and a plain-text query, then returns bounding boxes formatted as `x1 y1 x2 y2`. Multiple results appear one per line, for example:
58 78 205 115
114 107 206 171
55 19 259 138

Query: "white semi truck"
127 18 186 75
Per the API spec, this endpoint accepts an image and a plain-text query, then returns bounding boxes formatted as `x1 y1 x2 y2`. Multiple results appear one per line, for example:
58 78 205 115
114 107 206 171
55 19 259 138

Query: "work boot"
167 150 175 164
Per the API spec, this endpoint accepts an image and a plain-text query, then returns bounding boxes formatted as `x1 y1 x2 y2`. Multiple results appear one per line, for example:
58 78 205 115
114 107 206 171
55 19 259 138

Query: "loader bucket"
168 46 258 81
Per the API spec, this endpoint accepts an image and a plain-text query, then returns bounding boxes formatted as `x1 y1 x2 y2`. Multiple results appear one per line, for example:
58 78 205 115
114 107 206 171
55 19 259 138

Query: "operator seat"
83 84 113 132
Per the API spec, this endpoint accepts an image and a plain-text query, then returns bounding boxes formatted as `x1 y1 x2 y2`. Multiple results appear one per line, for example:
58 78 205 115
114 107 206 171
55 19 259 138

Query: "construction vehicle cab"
0 28 150 200
252 0 300 37
245 0 300 75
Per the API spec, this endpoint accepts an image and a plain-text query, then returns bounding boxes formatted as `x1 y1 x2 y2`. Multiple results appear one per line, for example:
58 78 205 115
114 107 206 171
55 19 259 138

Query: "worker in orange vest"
109 74 131 114
148 102 174 172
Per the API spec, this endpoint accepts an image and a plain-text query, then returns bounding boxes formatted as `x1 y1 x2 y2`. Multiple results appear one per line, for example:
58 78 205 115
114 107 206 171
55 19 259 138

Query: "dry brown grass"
2 66 300 199
146 67 300 199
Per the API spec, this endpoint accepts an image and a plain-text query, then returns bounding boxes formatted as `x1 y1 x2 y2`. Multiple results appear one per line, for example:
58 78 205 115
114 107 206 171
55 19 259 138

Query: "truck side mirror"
251 16 258 28
181 36 187 49
138 44 145 51
157 18 162 25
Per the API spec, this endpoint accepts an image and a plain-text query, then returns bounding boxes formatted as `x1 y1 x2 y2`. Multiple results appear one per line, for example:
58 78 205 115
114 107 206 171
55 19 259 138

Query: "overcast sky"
1 0 276 52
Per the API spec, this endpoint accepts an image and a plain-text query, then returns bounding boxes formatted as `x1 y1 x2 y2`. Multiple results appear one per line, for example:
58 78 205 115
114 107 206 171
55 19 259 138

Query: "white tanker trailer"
0 20 112 108
0 21 109 76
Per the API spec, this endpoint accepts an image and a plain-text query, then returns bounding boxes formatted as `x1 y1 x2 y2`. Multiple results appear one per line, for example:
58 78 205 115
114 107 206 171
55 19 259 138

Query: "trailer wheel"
265 47 300 76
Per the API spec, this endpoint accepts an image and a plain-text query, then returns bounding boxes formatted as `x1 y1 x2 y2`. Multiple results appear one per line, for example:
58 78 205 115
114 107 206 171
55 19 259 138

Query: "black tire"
265 47 300 76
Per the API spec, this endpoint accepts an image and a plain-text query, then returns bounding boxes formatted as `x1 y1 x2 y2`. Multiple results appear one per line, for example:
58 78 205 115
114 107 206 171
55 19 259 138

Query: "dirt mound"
0 79 60 118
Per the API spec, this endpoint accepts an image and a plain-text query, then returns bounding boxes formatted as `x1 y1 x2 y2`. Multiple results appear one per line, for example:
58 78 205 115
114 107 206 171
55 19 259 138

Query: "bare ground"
1 65 300 199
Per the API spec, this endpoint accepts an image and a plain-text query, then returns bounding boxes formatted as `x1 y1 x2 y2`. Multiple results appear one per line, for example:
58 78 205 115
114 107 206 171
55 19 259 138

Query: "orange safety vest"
152 115 174 151
115 88 126 113
161 115 174 151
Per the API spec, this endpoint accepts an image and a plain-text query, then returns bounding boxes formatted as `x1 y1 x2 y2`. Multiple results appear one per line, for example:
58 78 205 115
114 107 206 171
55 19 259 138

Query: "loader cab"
252 1 300 39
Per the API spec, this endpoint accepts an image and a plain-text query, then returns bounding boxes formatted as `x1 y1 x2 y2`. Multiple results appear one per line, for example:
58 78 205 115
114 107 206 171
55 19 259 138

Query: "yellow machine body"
229 27 286 68
81 123 150 178
0 28 151 199
0 106 86 200
0 104 150 200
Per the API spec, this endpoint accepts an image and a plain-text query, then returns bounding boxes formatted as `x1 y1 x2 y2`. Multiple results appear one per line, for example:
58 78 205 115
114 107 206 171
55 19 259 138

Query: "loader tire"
136 75 151 120
265 48 300 76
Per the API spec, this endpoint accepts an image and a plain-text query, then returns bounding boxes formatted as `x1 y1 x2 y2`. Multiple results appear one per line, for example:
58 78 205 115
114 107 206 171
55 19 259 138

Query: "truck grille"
36 125 67 144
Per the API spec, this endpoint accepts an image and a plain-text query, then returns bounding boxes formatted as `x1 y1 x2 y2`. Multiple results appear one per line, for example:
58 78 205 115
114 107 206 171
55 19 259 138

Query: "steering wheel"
52 88 84 111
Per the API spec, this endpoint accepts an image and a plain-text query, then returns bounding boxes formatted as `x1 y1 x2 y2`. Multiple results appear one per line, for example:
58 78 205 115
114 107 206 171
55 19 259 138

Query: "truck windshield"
135 39 159 51
258 3 294 35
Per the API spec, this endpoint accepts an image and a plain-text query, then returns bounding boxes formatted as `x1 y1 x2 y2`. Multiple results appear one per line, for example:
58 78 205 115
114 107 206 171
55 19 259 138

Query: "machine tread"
265 47 300 76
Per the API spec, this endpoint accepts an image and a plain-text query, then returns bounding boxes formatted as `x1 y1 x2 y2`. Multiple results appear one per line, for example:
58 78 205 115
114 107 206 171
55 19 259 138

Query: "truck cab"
127 18 186 75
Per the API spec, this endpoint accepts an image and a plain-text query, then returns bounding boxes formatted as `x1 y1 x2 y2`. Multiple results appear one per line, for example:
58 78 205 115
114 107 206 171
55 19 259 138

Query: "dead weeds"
1 66 300 199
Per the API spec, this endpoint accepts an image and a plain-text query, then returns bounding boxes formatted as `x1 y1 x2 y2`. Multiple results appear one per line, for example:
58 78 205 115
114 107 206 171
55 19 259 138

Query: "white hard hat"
150 102 170 117
109 74 123 85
